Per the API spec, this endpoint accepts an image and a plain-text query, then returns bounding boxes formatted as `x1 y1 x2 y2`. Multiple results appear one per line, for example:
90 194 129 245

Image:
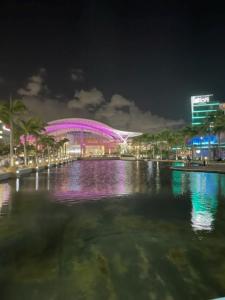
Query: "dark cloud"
17 69 48 97
18 71 184 132
71 69 84 82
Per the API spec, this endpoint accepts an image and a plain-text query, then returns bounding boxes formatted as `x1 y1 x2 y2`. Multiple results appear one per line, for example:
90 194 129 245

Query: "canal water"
0 160 225 300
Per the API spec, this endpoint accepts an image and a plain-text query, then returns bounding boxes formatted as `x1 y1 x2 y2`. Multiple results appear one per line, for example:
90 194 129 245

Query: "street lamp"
14 147 17 164
200 136 203 160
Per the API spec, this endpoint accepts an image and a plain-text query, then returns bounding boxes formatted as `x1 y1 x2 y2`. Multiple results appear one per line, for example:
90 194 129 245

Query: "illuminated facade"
190 95 225 158
191 94 220 126
0 120 10 143
45 118 141 156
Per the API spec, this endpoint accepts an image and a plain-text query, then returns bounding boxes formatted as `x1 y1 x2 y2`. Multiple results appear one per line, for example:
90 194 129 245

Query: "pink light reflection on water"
53 160 132 202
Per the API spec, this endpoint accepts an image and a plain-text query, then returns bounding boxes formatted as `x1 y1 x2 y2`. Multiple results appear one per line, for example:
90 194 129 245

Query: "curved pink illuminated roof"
45 118 142 141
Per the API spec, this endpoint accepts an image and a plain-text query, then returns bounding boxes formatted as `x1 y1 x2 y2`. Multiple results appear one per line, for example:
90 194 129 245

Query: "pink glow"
46 118 141 141
52 160 130 202
18 118 142 146
20 135 37 144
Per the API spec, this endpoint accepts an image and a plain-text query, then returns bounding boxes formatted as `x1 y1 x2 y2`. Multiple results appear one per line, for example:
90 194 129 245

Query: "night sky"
1 0 225 128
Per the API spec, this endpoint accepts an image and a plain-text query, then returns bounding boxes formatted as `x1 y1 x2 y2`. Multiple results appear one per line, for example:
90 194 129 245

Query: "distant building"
45 118 142 157
190 95 225 159
191 94 220 126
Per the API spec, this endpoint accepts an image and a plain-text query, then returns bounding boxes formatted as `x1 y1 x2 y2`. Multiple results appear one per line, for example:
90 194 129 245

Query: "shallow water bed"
0 160 225 299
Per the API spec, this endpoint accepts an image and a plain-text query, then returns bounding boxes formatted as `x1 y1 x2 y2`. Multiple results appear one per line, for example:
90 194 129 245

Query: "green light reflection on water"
172 170 219 231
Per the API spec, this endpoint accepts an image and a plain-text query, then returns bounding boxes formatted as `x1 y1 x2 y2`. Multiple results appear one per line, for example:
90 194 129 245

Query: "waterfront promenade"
171 162 225 174
0 159 75 181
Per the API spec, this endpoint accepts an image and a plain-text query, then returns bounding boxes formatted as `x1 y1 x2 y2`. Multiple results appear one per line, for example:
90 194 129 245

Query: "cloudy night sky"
1 0 225 131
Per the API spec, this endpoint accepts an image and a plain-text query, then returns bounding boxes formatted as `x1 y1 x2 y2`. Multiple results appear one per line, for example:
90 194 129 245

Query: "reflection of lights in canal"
172 171 219 232
16 178 20 192
156 161 160 192
53 160 134 201
0 183 10 215
35 172 39 191
190 173 218 232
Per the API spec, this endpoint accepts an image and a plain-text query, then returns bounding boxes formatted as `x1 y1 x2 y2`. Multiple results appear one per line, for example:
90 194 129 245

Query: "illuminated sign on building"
191 95 212 104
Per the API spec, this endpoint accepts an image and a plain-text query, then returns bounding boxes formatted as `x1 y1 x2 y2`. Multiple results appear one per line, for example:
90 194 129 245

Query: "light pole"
200 136 203 160
14 146 17 164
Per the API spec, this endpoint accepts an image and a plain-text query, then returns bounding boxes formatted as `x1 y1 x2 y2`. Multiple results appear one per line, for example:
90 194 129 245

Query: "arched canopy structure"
45 118 141 142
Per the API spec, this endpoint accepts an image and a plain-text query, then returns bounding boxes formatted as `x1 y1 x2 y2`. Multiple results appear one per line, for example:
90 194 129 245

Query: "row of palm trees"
0 98 69 168
132 129 189 159
132 110 225 160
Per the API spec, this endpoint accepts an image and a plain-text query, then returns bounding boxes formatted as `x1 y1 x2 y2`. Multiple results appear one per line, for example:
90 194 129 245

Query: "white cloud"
95 94 183 132
68 88 105 110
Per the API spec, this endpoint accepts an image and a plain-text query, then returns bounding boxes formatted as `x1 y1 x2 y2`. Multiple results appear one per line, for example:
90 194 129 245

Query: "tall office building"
190 94 225 158
191 94 220 126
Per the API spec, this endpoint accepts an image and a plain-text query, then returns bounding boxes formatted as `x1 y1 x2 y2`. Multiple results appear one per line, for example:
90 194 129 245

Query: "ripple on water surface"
0 160 225 300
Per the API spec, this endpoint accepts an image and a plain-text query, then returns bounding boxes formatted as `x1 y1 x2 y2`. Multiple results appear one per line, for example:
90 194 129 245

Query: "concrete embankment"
0 172 14 181
0 159 76 182
171 164 225 174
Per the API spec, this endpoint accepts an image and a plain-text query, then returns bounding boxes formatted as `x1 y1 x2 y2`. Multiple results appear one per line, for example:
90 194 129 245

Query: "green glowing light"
193 109 217 113
192 116 208 119
193 102 220 107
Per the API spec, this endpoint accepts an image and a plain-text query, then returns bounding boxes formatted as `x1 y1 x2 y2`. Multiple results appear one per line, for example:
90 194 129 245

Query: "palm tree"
58 138 69 158
148 133 159 159
132 134 146 158
206 110 225 159
158 130 174 159
179 125 199 159
170 131 183 160
0 98 27 167
19 117 45 166
39 134 55 163
30 119 46 165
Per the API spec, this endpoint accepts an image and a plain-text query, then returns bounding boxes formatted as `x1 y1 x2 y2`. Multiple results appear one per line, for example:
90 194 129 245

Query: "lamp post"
200 136 203 160
14 146 17 164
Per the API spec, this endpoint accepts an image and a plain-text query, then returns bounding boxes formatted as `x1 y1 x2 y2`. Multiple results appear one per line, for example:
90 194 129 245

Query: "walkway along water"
0 159 76 181
171 162 225 174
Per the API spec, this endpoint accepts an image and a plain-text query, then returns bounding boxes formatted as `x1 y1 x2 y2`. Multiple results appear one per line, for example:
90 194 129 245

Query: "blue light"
188 135 218 146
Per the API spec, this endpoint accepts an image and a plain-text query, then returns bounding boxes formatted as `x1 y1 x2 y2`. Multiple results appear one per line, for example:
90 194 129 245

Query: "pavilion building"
45 118 142 157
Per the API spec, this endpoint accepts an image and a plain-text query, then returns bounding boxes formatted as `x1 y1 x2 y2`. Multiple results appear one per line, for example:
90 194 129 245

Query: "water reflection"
0 182 10 215
172 171 188 196
35 172 39 191
190 172 218 232
16 177 20 192
9 161 157 201
53 160 146 201
47 167 50 190
155 161 161 192
172 171 219 232
2 161 223 234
